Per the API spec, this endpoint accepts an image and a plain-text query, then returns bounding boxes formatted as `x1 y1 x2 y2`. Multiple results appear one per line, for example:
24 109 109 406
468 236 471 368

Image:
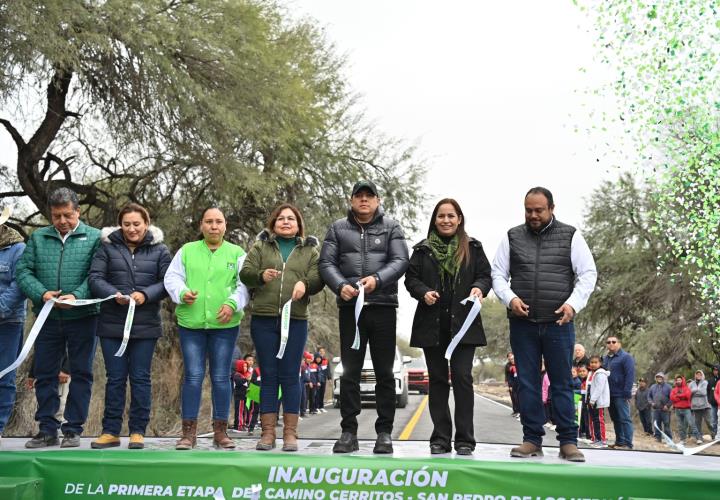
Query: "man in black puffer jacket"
319 180 409 454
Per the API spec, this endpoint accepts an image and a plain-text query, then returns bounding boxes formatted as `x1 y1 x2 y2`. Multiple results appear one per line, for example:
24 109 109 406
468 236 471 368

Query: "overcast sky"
291 1 635 337
292 0 633 255
0 2 634 340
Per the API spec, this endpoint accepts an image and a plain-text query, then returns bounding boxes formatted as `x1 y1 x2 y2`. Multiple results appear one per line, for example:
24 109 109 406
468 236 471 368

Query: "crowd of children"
570 354 611 447
231 348 332 431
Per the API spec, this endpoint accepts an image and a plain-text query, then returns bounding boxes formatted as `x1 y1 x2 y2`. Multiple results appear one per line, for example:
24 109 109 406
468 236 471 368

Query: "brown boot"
510 441 543 458
175 420 197 450
559 443 585 462
282 413 299 452
212 420 236 450
256 413 277 450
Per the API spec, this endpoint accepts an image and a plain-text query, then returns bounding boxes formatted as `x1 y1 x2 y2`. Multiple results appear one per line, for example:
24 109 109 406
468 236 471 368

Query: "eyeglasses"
606 340 618 344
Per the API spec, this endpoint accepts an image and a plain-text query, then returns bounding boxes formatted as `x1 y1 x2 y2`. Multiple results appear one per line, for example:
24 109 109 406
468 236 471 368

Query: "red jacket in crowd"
670 376 692 409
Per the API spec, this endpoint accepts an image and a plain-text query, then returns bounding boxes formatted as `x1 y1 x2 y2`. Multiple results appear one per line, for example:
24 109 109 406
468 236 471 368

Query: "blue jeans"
0 322 23 434
250 315 308 414
33 316 98 436
509 319 577 446
675 408 700 440
608 398 634 447
100 337 158 435
179 326 238 421
652 409 672 439
709 404 718 436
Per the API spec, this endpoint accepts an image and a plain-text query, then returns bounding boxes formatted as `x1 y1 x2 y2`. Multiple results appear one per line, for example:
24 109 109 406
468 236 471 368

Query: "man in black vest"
492 187 597 462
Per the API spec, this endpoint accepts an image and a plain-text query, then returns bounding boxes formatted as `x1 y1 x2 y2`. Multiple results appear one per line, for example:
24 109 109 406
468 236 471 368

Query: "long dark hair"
427 198 470 268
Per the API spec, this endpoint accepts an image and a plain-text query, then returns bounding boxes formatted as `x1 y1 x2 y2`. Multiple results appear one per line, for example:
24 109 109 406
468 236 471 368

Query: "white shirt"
491 222 597 314
56 220 81 244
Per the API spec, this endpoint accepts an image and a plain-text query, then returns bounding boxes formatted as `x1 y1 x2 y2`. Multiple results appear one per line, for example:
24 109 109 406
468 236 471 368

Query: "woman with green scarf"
404 198 492 456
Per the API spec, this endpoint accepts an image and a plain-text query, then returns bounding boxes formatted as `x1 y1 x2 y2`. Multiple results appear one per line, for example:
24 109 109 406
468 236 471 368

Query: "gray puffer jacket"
689 374 711 410
319 207 409 307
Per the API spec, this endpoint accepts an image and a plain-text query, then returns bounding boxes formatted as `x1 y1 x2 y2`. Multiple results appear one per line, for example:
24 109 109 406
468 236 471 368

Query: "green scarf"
428 231 460 284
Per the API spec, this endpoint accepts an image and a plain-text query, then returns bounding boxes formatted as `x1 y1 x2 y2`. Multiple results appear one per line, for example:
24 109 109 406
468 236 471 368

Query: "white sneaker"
696 439 703 445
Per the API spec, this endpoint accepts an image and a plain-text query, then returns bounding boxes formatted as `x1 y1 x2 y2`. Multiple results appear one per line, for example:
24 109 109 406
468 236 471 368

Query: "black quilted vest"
507 218 575 323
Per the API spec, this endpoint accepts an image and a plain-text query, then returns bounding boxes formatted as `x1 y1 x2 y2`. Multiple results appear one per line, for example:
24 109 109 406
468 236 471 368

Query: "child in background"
314 353 326 413
541 362 555 430
587 355 610 447
577 364 590 441
232 360 251 431
571 366 582 436
246 364 261 435
307 353 320 415
572 366 581 391
300 352 312 417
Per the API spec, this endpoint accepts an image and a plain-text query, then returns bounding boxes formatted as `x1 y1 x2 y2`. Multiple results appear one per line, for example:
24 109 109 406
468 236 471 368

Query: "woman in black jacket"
405 198 491 455
88 203 172 449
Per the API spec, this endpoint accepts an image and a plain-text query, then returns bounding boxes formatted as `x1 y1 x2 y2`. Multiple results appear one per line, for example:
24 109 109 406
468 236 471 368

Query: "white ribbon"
275 299 293 359
444 295 482 360
653 420 720 455
352 282 364 350
0 294 134 379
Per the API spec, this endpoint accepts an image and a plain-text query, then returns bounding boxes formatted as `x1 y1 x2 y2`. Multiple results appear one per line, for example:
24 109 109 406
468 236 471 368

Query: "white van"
332 348 410 408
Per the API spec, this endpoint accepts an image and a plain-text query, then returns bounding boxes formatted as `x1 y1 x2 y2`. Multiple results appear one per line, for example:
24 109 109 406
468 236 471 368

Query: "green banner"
0 450 717 500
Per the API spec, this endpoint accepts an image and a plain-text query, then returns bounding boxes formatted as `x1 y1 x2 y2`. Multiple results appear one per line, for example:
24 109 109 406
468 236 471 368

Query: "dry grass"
475 382 720 456
5 298 340 438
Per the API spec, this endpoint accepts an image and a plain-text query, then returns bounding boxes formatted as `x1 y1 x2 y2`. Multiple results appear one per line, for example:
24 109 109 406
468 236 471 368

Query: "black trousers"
317 381 327 409
509 382 520 413
423 328 476 451
638 407 652 434
339 305 397 435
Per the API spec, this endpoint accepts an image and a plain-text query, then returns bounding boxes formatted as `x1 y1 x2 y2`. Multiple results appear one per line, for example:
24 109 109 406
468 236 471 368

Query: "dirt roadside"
475 382 720 456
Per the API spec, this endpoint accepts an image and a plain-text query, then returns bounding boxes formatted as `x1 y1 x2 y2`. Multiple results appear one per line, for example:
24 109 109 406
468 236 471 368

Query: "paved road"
293 392 558 445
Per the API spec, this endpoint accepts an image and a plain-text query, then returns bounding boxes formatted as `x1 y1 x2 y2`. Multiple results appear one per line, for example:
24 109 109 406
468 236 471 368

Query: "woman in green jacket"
164 207 249 450
240 203 323 451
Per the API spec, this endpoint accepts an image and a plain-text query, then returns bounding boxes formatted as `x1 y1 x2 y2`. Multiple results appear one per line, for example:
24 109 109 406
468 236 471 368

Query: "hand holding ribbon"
352 282 365 350
0 294 135 379
276 299 293 359
444 294 482 360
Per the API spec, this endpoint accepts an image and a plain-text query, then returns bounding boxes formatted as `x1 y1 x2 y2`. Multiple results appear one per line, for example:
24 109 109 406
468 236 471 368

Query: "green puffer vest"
16 222 101 320
240 230 324 320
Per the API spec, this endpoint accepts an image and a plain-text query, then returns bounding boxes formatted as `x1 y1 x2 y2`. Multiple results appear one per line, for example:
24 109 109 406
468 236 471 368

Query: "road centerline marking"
399 394 428 440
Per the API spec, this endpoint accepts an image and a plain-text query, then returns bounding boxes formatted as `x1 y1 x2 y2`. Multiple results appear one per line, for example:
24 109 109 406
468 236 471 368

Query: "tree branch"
0 118 26 149
0 191 27 198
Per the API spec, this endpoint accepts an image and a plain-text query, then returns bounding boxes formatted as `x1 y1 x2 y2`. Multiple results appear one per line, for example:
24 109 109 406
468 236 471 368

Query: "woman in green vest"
240 203 323 451
164 207 249 450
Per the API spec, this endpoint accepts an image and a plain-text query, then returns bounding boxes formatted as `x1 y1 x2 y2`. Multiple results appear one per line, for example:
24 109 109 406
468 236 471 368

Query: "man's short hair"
525 186 554 207
48 187 79 210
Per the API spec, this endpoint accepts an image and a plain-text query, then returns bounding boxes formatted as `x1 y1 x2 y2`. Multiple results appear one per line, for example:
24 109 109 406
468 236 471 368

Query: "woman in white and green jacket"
164 207 249 450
